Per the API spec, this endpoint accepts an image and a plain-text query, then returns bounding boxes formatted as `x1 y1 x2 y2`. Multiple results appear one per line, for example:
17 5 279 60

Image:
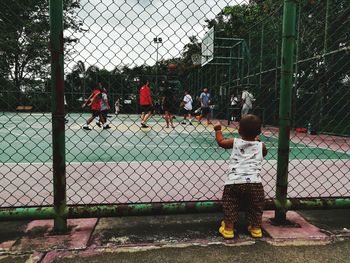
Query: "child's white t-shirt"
225 138 263 185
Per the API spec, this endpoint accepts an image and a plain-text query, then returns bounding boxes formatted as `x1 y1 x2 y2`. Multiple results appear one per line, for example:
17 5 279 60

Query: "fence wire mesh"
0 0 349 209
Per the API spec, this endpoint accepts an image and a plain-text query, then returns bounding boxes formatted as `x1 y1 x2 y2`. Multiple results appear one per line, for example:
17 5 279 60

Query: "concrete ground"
0 209 349 263
53 241 350 263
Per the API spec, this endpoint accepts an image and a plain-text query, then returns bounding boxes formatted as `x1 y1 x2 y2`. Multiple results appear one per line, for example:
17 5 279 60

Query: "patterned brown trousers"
222 183 265 227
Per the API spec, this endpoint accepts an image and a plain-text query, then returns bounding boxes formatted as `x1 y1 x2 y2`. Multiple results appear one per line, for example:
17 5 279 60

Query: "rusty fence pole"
49 0 67 233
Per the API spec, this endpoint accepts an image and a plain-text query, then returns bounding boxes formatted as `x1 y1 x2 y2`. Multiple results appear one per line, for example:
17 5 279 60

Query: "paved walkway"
0 210 350 262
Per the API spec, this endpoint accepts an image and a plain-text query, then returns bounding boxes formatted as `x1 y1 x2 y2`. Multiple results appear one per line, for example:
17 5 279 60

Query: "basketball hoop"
191 54 201 66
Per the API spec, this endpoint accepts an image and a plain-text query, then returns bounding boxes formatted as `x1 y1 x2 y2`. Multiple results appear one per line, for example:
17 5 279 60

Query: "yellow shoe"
248 226 262 238
219 221 234 239
219 221 225 233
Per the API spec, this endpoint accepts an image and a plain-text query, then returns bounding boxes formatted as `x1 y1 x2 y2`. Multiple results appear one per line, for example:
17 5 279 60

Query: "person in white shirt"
100 88 111 129
115 96 120 115
230 93 239 121
241 89 255 117
64 95 68 123
230 94 238 107
181 90 193 125
214 114 268 239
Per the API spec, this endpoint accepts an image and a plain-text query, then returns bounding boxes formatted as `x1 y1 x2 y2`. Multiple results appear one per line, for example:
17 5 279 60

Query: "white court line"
0 130 342 152
1 158 348 167
268 145 319 149
76 140 319 150
1 117 348 156
81 140 216 150
0 130 49 141
0 159 225 166
0 113 51 116
0 138 339 155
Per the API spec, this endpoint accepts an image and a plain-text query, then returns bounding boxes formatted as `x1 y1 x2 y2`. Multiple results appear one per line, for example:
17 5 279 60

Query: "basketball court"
0 112 349 208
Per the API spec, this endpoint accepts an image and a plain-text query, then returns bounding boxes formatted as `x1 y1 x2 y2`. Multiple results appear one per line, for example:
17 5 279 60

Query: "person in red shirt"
82 82 103 130
139 80 153 128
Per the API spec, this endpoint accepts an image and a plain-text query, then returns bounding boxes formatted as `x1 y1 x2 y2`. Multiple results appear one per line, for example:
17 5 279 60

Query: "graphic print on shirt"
225 138 264 185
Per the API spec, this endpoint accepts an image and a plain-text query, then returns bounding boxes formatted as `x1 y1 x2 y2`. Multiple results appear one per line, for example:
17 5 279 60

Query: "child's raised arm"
214 122 234 149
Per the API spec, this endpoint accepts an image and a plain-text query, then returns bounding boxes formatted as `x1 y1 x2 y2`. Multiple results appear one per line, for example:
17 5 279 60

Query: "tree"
181 36 201 70
0 0 82 92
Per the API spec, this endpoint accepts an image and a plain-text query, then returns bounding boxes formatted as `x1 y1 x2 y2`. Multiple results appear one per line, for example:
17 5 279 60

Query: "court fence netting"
0 0 349 231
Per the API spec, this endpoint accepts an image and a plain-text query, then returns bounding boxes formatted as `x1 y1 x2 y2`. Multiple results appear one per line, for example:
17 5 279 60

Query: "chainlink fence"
0 1 349 211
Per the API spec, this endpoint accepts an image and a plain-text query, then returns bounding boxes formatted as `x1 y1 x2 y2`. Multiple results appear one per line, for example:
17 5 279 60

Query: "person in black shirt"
162 86 176 128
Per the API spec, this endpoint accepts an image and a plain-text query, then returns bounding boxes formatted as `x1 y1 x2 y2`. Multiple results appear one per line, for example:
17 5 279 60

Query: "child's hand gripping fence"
0 0 349 229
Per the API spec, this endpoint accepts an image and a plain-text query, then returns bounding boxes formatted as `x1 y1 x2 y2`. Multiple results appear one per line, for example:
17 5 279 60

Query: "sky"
65 0 247 71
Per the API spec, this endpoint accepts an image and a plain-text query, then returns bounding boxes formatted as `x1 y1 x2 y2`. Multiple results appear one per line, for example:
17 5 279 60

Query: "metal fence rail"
0 0 349 232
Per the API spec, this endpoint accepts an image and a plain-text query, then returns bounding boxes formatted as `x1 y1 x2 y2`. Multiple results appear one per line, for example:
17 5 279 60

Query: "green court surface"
0 112 349 164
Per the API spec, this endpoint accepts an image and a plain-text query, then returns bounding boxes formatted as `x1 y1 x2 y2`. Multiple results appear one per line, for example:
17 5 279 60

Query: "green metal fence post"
292 2 301 129
259 24 264 89
225 47 233 118
274 0 297 223
247 34 251 84
319 0 330 131
240 41 244 86
50 0 67 233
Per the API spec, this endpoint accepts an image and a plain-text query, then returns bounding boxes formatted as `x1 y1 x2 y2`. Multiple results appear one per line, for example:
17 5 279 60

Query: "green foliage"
182 0 349 134
293 0 350 134
0 0 82 93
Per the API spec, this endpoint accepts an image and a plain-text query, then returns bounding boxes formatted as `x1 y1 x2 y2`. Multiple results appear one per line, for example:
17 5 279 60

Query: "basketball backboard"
201 27 214 66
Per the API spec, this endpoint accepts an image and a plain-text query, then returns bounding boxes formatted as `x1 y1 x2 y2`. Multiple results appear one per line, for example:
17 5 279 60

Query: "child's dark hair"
239 114 262 138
